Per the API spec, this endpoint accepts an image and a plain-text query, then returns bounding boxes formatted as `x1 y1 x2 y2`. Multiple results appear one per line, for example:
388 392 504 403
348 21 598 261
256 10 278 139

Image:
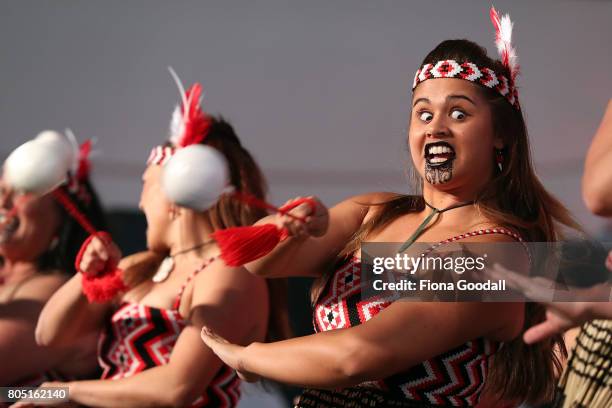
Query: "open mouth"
0 213 19 243
424 141 456 167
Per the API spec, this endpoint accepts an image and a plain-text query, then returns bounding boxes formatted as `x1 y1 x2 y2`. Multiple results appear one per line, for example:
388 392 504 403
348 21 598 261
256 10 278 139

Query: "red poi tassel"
213 224 289 267
212 196 316 266
81 267 127 303
54 189 128 303
74 232 128 303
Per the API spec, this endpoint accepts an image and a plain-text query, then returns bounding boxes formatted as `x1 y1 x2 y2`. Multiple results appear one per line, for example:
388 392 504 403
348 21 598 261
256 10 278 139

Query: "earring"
49 235 59 250
495 149 504 172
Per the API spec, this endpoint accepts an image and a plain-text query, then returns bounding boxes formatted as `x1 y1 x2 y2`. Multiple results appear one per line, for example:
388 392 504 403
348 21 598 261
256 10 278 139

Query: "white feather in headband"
490 6 520 83
167 67 211 147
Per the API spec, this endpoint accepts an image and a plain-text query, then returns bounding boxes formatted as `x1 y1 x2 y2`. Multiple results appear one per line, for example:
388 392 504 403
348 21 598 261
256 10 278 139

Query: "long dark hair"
320 40 579 405
38 180 107 275
202 116 291 342
420 40 579 405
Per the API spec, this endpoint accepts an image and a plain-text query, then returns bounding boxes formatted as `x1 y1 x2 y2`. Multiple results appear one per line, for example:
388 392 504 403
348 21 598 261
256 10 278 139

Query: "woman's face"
0 176 62 261
139 165 173 252
409 78 503 192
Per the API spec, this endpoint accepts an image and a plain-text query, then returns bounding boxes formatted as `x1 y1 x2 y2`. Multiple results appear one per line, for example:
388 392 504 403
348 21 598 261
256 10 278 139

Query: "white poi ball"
162 145 229 211
3 139 69 194
35 130 75 169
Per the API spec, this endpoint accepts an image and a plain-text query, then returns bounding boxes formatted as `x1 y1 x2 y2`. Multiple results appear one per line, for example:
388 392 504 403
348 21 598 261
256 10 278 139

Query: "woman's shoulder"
193 259 266 295
452 223 526 243
10 271 68 302
337 192 417 222
113 251 165 293
119 250 164 270
435 225 531 277
119 250 164 282
343 191 407 206
187 260 268 326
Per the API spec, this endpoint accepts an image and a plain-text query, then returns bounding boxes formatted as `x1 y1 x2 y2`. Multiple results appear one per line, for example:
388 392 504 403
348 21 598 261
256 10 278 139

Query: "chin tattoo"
423 141 456 184
425 160 454 184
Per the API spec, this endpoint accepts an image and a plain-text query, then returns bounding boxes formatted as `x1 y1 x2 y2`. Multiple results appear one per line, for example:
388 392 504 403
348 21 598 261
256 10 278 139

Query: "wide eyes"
417 109 467 123
419 112 433 122
450 109 466 120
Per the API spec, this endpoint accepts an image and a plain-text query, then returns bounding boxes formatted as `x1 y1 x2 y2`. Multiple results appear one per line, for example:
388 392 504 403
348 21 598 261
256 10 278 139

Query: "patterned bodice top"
313 228 525 407
98 258 241 407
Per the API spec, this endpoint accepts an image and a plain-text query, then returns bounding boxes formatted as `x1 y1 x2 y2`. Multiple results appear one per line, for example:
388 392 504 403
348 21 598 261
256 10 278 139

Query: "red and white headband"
147 68 211 166
147 145 176 166
412 7 521 110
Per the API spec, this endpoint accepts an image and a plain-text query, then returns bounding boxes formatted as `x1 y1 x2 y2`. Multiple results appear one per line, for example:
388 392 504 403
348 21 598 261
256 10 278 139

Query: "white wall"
1 0 611 233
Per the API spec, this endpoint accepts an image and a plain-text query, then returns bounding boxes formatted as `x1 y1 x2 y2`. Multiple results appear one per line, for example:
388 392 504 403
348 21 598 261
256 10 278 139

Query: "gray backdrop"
1 0 611 233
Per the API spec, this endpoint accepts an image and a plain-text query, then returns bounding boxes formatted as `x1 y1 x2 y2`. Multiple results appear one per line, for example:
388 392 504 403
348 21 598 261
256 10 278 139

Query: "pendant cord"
424 199 475 214
397 199 475 253
170 239 215 258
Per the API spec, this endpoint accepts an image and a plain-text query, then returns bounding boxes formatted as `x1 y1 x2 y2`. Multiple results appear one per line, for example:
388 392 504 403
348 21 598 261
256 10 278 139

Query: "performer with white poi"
1 131 106 386
29 72 289 407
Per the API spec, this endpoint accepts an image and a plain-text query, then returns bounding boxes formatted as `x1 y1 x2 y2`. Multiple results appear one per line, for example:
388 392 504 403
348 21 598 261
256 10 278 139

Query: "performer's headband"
147 145 175 166
412 7 521 111
412 60 519 109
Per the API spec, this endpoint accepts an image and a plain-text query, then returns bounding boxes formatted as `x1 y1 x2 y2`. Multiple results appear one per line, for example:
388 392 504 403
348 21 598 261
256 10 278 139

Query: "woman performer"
31 80 289 407
200 8 579 407
1 134 106 386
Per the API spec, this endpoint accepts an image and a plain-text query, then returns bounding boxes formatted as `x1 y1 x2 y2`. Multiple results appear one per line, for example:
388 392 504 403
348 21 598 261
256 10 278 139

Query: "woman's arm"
203 233 527 388
246 192 396 278
35 248 150 347
583 99 612 216
0 274 82 384
523 299 612 344
51 261 267 407
58 327 218 408
202 300 524 389
34 272 111 347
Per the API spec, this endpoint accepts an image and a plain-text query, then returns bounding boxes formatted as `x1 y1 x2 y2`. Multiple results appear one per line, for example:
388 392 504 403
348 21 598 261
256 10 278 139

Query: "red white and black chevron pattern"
312 228 524 406
412 59 519 109
98 302 240 407
394 339 498 406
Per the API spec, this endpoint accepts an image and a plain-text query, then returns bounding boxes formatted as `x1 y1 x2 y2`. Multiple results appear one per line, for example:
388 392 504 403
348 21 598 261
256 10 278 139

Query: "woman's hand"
485 262 612 344
276 196 329 238
77 234 122 277
522 303 591 344
200 326 260 382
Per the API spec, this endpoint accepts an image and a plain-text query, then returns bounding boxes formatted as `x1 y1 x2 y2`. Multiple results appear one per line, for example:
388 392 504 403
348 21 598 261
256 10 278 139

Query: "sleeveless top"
98 258 241 408
305 228 525 407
